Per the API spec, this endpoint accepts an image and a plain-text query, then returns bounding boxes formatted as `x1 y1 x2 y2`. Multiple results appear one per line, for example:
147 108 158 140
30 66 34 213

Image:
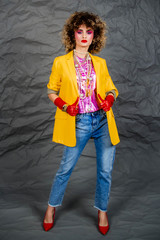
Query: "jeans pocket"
76 114 81 122
102 111 107 119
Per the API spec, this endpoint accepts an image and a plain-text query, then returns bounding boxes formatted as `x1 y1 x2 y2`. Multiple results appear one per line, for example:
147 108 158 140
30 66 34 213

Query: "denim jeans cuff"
94 205 107 212
48 202 62 208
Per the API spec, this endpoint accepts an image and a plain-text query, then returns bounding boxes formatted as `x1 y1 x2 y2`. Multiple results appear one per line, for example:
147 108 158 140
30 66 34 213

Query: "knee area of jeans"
97 168 112 177
56 167 73 177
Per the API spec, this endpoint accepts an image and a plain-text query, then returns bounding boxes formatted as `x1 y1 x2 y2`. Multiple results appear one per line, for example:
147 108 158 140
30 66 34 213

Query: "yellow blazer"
47 50 120 147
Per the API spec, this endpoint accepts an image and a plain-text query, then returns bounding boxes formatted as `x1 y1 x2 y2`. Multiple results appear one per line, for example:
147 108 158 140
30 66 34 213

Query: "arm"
47 58 79 116
48 93 79 116
48 93 59 104
104 60 118 99
98 60 117 111
98 93 114 112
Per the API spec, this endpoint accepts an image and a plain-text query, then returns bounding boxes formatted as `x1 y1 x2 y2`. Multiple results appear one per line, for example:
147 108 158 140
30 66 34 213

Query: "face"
74 24 94 50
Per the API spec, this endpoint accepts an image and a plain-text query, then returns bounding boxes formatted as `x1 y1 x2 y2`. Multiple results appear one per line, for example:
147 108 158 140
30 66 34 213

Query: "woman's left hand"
98 94 114 112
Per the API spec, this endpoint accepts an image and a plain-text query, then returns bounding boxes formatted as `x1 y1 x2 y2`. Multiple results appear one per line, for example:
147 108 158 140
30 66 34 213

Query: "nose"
82 31 87 39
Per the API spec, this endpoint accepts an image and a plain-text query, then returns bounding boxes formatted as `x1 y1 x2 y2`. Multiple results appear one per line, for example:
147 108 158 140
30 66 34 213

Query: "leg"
94 118 115 231
94 138 116 212
92 113 116 227
48 142 88 207
91 112 116 211
94 122 116 212
44 114 92 224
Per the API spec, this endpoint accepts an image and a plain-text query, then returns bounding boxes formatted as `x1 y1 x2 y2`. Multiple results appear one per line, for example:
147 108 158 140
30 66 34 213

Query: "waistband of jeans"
77 109 105 117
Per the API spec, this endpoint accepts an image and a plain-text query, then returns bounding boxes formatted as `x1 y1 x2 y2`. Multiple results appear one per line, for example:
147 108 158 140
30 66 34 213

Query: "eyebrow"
77 28 93 31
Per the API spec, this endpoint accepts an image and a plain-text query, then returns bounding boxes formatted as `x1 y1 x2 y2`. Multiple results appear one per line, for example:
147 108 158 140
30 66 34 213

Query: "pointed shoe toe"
43 208 55 231
43 221 54 231
98 225 109 235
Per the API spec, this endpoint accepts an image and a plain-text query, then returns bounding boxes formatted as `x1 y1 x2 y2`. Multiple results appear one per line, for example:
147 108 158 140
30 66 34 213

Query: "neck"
74 47 89 58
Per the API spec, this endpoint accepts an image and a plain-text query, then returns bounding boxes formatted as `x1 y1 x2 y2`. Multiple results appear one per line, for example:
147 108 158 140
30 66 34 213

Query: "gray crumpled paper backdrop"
0 0 160 239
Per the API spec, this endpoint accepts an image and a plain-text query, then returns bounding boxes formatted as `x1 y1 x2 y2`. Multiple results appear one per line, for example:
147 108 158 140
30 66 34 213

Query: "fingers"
70 109 79 116
98 94 104 102
67 105 79 116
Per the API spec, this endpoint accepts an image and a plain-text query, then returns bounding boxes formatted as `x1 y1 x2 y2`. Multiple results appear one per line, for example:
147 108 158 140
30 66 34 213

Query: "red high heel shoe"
43 207 55 231
98 210 109 235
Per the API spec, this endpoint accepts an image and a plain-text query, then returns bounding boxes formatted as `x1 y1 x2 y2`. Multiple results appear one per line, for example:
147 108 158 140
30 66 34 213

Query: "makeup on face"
74 25 94 52
81 40 87 43
76 28 94 37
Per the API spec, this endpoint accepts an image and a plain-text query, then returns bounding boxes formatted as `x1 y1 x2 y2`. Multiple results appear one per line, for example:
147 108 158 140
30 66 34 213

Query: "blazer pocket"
55 109 68 120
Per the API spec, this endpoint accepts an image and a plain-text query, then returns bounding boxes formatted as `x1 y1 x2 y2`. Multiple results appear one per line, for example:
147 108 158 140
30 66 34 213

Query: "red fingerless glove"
98 94 114 112
54 97 79 116
54 97 66 110
66 97 79 116
106 95 114 107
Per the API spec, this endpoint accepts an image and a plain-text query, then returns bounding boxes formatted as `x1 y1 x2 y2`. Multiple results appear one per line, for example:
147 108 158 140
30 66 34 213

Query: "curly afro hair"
61 11 107 54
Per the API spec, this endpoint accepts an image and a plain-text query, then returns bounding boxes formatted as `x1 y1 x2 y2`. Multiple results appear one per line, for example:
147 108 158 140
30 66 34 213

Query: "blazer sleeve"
47 57 62 92
104 60 119 99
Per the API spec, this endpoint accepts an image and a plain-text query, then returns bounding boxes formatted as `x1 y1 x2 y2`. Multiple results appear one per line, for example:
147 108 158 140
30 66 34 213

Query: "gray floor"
1 139 160 240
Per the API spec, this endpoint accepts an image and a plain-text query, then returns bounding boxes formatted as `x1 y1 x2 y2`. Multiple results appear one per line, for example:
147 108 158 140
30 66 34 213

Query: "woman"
43 11 120 235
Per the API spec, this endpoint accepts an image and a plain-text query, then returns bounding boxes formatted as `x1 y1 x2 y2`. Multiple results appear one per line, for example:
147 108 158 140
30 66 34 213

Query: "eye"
87 31 93 35
77 31 82 34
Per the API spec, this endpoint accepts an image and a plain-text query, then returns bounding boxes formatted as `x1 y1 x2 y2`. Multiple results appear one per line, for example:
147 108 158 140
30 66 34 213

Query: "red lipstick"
81 40 87 43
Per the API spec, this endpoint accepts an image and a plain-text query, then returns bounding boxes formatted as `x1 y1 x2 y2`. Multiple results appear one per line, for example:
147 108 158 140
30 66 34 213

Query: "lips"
81 40 87 43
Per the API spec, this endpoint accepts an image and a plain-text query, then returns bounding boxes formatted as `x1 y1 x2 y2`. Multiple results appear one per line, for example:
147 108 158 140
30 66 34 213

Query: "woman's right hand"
66 97 79 116
54 97 79 116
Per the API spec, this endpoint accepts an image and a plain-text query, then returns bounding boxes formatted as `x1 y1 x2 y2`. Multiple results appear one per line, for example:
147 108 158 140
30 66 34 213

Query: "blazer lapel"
66 51 79 96
89 53 100 93
65 51 101 97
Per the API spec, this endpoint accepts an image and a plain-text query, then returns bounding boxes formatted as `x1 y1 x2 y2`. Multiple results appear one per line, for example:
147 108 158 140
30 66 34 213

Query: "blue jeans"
48 109 116 211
